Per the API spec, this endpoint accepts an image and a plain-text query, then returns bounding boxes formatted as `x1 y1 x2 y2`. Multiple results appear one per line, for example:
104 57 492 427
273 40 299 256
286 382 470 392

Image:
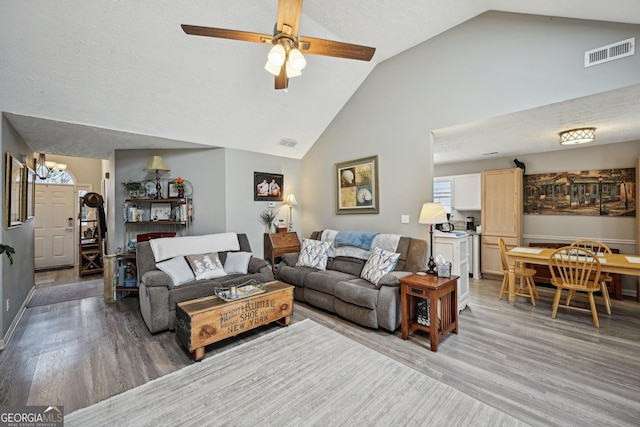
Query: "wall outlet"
400 215 410 224
268 202 276 208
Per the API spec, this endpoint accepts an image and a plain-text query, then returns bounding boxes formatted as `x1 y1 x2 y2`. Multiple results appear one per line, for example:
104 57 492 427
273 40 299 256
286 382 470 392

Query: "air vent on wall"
278 138 298 148
585 37 635 67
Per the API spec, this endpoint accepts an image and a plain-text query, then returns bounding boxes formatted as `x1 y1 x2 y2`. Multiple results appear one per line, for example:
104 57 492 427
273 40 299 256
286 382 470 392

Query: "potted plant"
122 180 143 198
173 177 186 198
259 209 279 233
0 243 15 265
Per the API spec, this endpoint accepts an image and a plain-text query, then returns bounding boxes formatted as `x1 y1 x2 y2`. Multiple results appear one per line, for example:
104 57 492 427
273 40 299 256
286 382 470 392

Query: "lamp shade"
144 156 170 172
418 202 447 225
285 194 298 206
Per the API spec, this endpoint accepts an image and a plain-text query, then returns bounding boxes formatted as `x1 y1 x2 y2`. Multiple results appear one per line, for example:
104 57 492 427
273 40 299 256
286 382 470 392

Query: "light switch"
401 215 409 224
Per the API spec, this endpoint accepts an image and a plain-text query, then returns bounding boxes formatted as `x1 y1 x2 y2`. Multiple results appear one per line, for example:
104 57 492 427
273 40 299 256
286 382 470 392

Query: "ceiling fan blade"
275 66 289 90
181 25 272 44
299 36 375 61
276 0 303 36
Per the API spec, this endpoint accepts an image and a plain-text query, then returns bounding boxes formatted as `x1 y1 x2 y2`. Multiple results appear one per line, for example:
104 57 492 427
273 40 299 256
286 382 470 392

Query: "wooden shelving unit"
79 197 104 277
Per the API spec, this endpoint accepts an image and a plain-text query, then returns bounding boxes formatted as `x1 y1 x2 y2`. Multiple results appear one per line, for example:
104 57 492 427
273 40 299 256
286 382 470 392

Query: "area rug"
27 279 103 307
66 319 526 427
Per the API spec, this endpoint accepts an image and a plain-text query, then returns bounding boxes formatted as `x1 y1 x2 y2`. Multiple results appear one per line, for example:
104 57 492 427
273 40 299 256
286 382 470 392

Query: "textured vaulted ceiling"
1 0 639 161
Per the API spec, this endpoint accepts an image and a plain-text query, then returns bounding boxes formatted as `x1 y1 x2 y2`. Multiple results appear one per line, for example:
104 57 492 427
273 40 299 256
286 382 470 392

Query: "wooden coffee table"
176 280 294 361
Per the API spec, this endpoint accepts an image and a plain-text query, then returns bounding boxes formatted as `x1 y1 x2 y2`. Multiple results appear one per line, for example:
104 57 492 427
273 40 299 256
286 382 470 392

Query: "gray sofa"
137 233 274 333
277 231 427 332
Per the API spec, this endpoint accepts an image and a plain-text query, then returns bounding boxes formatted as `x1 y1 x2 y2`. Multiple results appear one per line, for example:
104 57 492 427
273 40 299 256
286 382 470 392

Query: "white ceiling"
1 0 640 162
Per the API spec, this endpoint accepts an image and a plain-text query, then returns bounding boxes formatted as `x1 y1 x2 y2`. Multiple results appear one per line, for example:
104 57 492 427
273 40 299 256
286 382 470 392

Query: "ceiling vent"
584 37 635 67
278 138 298 148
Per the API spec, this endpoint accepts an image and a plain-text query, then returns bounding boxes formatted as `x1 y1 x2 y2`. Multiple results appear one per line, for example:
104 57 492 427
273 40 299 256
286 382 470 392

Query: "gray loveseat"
137 233 274 333
277 230 427 331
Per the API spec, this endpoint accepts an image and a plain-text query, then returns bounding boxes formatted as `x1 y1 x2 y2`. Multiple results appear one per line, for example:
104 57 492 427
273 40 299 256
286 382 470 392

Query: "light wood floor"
2 270 640 426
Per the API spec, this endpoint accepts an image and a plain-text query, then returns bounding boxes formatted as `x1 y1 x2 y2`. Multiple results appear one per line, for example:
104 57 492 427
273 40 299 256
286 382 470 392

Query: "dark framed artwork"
5 152 24 228
22 165 36 220
524 167 635 216
254 172 283 201
335 155 379 214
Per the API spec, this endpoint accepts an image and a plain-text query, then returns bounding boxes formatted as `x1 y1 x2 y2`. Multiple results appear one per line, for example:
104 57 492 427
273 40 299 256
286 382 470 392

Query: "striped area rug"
66 319 526 426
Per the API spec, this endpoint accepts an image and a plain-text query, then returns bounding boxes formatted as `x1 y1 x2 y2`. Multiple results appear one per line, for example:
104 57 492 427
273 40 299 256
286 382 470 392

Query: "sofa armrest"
141 270 174 289
280 252 299 267
377 271 413 288
248 257 269 273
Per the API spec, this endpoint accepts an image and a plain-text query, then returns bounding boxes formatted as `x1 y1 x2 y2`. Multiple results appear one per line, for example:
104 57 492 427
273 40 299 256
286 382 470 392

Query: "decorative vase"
129 190 139 199
265 222 273 233
177 188 184 198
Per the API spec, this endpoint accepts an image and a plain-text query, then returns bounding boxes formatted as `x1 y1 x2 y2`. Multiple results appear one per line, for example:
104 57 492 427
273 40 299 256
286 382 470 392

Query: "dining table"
505 246 640 305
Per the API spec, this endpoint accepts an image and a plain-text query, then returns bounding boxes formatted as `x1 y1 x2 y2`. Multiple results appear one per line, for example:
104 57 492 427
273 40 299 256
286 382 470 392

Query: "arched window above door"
35 166 75 185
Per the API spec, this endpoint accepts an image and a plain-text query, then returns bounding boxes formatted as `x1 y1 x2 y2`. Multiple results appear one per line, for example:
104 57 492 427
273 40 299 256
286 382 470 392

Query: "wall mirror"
5 152 24 228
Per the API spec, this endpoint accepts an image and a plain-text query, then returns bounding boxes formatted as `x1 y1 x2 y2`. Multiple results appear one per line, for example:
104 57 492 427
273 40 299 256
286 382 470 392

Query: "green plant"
0 244 15 265
121 180 143 191
259 209 279 231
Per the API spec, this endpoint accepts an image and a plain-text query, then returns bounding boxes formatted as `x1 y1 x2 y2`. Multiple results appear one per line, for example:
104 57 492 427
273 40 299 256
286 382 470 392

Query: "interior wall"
224 148 302 258
113 148 226 252
301 11 640 243
1 115 35 342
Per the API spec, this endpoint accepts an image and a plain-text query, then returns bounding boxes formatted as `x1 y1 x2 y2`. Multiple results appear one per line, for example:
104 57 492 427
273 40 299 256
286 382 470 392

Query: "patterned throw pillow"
295 239 331 271
360 247 401 285
186 252 227 280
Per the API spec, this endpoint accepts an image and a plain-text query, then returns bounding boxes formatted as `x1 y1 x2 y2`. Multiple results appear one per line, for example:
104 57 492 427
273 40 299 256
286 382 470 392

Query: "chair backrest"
498 238 509 273
548 246 601 290
570 239 612 256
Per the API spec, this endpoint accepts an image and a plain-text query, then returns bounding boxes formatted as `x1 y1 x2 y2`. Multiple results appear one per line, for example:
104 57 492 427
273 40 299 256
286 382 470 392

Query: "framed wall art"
524 167 635 217
22 165 36 220
5 152 24 228
254 172 283 202
335 155 379 214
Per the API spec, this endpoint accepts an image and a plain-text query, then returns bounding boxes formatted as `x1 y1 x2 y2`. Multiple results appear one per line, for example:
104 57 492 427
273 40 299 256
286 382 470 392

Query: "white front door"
34 184 75 269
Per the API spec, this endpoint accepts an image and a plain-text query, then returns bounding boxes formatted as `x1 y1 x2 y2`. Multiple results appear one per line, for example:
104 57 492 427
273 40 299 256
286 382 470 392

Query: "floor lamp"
419 202 448 274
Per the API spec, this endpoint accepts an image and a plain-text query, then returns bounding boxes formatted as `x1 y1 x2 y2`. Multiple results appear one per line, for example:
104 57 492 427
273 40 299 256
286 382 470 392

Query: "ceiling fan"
181 0 376 90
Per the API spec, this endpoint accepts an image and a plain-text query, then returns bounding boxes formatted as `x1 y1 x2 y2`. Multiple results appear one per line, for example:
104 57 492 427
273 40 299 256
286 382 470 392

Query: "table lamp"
419 202 448 274
284 193 298 231
144 156 170 199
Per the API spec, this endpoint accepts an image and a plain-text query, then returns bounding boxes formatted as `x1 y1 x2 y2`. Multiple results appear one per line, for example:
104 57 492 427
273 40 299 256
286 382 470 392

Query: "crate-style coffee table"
176 281 294 361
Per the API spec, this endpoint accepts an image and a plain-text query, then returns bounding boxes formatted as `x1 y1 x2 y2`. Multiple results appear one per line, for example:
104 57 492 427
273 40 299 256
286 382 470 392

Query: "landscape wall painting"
524 168 635 217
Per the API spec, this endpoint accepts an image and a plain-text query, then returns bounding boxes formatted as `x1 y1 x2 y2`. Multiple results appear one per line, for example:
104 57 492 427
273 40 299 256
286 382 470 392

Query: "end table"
400 273 459 352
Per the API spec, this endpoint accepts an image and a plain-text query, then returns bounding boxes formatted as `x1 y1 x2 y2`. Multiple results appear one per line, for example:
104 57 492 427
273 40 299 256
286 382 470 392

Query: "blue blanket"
334 231 380 250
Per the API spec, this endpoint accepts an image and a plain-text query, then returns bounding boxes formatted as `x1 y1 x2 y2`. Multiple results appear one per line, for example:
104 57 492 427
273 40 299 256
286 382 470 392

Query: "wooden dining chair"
498 238 538 305
548 246 602 327
569 239 612 315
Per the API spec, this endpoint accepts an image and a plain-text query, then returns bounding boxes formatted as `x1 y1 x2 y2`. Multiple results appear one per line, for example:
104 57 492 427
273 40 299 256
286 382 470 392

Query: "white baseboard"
0 286 36 350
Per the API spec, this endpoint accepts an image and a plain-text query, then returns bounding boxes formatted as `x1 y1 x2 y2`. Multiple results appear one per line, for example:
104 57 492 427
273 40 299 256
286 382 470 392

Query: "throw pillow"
224 251 253 274
156 256 195 286
295 238 331 271
186 252 227 280
360 247 401 285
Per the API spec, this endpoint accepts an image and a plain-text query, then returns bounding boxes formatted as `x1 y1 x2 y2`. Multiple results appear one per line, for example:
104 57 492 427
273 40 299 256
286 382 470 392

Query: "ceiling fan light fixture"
288 48 306 71
285 59 302 78
267 43 286 67
559 127 596 145
264 60 282 76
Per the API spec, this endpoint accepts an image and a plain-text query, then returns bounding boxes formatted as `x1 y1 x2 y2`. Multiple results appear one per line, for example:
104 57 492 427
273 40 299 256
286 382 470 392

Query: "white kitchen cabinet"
433 232 470 312
453 173 481 211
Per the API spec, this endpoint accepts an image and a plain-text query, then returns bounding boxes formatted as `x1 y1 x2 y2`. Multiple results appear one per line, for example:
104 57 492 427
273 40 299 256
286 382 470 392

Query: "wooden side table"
263 232 300 276
400 273 459 352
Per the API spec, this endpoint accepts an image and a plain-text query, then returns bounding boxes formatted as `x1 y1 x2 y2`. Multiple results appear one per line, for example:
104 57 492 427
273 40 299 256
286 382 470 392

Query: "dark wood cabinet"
263 232 300 276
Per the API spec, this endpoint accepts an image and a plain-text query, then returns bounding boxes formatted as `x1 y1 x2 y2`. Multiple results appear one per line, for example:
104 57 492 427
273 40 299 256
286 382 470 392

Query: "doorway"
34 183 76 269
